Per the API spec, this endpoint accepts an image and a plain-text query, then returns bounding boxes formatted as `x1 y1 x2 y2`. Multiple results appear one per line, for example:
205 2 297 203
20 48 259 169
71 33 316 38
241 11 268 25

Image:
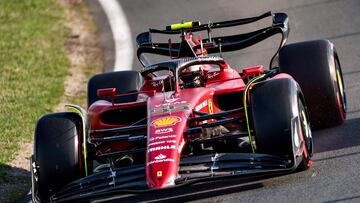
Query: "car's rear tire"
33 112 83 201
279 39 346 129
251 78 313 169
87 70 143 107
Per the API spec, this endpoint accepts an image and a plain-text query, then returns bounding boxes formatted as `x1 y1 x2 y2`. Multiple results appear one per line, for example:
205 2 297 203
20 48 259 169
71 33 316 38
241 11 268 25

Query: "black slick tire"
87 70 143 107
251 78 313 169
33 112 83 201
279 39 346 129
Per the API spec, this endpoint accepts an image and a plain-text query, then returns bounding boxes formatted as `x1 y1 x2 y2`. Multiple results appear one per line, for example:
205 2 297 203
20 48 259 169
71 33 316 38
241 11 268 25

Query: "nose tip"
147 168 176 189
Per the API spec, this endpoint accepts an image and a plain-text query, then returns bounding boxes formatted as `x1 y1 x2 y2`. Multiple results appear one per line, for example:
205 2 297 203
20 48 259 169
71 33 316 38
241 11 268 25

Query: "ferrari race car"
31 12 346 202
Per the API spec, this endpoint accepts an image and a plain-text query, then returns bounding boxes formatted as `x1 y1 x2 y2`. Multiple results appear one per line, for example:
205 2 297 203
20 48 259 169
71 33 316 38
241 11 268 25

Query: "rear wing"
136 12 289 67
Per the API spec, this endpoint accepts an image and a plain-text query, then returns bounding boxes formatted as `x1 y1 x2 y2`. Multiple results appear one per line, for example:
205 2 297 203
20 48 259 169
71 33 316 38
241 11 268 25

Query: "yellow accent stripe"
301 110 307 125
65 105 89 176
170 21 200 30
336 69 344 98
243 74 265 153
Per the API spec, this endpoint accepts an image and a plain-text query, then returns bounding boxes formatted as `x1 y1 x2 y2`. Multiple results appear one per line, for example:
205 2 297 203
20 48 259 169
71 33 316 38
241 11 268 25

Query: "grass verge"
0 0 102 202
0 0 69 164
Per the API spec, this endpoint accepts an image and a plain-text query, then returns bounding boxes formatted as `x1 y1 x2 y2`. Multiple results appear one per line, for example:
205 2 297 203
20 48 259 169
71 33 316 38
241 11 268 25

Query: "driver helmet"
179 65 205 88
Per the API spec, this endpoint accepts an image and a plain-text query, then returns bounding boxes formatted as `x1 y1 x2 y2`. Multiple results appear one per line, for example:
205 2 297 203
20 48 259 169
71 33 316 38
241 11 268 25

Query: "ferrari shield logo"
208 99 213 114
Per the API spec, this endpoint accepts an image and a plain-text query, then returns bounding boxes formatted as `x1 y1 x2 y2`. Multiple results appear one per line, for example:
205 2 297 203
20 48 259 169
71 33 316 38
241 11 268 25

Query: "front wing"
45 152 300 203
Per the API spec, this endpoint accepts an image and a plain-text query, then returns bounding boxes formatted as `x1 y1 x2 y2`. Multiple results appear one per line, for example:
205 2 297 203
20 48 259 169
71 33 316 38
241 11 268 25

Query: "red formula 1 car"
31 12 346 202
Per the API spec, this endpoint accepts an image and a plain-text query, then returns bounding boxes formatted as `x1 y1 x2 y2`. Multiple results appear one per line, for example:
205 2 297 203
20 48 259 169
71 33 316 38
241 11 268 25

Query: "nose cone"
146 151 178 188
146 115 187 189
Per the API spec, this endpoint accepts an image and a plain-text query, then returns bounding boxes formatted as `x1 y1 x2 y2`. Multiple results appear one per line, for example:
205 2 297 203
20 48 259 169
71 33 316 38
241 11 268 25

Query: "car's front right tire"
32 112 83 202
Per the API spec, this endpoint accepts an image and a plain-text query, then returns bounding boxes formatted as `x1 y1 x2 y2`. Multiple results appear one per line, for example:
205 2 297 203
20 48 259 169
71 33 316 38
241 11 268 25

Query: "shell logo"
152 116 181 127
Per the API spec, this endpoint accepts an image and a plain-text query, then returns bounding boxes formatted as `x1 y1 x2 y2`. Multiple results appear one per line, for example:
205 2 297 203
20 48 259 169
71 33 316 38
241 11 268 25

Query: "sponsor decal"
208 71 220 79
152 116 181 127
147 158 174 166
154 153 166 160
151 80 163 87
154 100 187 108
148 140 165 147
208 99 213 114
180 105 190 110
155 127 174 134
147 145 176 153
162 105 175 113
157 171 163 177
149 134 176 142
195 100 208 111
152 105 191 115
165 98 179 103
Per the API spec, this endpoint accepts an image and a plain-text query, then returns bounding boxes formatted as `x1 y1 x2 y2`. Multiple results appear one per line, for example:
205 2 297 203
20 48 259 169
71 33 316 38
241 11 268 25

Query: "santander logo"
154 154 167 160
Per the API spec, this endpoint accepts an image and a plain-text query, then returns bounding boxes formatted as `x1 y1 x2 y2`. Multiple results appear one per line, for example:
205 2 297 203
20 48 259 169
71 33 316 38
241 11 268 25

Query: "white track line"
98 0 133 71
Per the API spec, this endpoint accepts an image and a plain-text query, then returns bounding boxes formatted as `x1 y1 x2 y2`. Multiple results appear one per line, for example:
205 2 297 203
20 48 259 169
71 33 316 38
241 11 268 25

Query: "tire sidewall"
251 78 301 158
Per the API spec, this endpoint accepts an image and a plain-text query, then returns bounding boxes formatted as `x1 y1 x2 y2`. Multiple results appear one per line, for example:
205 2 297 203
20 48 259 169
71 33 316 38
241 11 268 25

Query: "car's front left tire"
251 78 313 170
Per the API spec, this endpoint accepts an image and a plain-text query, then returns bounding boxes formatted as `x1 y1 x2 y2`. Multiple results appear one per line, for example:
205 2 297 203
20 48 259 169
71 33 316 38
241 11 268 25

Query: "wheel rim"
334 51 346 122
335 57 346 115
299 100 313 157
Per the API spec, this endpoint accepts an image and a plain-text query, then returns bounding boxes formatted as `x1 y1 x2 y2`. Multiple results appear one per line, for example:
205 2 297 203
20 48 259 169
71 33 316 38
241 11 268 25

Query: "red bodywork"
87 33 292 189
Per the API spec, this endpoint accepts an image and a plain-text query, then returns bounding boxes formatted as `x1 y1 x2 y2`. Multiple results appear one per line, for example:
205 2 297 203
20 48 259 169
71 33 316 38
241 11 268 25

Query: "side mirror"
242 65 265 77
97 88 116 98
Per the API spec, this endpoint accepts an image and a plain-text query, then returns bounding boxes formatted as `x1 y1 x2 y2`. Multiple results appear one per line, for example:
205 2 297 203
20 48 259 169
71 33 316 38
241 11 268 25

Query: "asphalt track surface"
85 0 360 202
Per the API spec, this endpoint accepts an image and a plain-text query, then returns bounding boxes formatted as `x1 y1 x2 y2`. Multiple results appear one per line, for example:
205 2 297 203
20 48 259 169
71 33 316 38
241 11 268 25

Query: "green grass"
0 1 102 201
0 0 69 163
